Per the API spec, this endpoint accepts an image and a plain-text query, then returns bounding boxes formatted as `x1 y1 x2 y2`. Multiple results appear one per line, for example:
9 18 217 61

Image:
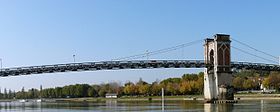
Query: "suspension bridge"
0 34 279 102
0 35 279 77
0 60 279 77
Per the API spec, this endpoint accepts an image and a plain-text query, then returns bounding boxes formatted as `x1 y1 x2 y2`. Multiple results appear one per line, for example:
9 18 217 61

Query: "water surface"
1 100 280 112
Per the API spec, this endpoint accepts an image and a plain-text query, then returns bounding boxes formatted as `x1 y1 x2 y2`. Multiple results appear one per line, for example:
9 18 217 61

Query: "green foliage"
150 81 162 96
0 72 216 99
262 72 280 91
87 86 97 97
124 84 137 96
232 70 280 91
160 78 181 85
182 74 198 81
138 84 150 96
233 77 244 90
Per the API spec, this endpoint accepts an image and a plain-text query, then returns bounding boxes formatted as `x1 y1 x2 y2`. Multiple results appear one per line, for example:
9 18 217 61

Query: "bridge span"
0 60 279 77
1 34 279 102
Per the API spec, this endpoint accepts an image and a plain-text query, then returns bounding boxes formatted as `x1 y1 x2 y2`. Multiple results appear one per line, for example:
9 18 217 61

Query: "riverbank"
2 94 280 102
55 95 200 102
235 94 280 100
51 94 280 102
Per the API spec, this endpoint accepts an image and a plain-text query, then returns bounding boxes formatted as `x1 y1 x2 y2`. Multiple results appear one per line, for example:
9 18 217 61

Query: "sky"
0 0 279 91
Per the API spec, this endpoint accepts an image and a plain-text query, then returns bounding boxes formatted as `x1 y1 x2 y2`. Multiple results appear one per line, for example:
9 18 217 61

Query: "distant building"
105 93 118 98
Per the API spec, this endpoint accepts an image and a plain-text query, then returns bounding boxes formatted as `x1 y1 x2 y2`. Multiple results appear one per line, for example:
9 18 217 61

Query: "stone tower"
204 34 234 102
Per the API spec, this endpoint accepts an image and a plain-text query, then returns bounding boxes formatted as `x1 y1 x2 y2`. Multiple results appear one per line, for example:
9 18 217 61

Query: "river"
0 100 280 112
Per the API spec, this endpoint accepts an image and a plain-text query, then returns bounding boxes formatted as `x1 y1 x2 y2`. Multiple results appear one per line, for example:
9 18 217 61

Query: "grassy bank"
56 94 280 102
2 94 280 102
235 94 280 100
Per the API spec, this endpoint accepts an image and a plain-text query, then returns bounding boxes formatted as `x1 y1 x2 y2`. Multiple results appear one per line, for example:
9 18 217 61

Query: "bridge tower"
204 34 234 102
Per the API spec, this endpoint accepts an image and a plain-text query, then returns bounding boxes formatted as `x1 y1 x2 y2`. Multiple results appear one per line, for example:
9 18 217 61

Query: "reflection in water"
106 100 117 110
0 100 279 111
204 103 233 112
261 100 264 112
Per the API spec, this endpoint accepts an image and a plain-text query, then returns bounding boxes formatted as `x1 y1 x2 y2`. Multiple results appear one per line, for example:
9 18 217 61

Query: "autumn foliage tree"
2 72 207 99
263 72 280 91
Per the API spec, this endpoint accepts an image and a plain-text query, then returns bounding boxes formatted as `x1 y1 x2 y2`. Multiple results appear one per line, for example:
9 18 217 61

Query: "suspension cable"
113 39 204 61
232 46 278 64
232 38 278 59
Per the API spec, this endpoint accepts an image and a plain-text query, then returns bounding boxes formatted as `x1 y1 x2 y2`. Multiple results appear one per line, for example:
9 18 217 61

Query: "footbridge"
0 60 279 77
1 34 279 102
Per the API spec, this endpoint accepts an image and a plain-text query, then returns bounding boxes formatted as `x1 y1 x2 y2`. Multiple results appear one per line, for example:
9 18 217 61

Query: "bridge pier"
204 34 234 103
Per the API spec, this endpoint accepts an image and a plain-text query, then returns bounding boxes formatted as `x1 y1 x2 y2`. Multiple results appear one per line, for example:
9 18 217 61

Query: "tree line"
0 73 204 99
0 71 280 99
233 71 280 91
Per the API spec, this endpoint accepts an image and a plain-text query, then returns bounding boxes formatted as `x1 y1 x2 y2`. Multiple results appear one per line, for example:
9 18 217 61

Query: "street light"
73 55 76 63
0 58 2 69
279 56 280 66
0 58 2 75
146 50 149 60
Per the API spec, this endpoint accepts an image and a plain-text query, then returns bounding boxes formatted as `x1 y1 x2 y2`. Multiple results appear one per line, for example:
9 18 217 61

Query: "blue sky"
0 0 279 91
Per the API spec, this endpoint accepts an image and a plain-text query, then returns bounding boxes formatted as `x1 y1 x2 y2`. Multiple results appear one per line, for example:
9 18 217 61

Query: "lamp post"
162 88 164 111
73 55 76 63
146 50 149 60
0 58 2 75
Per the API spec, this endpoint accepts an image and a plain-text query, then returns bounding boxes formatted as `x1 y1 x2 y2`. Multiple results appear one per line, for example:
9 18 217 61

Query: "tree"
179 81 191 94
87 87 97 97
263 77 270 88
40 85 43 98
165 83 180 95
263 72 280 91
55 87 63 98
243 79 258 90
233 77 244 90
124 83 137 96
91 85 101 97
150 81 162 96
108 82 122 94
196 73 204 94
21 87 25 99
160 78 181 86
137 78 148 85
98 89 106 97
182 74 198 81
124 81 133 86
138 84 150 96
4 88 7 99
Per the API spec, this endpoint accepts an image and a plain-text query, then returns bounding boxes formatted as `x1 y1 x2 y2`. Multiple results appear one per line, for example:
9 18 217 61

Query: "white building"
105 93 118 98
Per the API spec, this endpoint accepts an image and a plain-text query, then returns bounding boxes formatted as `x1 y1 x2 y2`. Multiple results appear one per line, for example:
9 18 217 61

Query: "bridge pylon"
204 34 234 102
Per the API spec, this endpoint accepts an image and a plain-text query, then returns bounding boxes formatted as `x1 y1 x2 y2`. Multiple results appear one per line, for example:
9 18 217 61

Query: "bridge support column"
204 34 234 102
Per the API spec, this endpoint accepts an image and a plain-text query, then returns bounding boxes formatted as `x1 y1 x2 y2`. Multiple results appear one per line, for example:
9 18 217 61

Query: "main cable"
112 39 204 61
232 46 278 64
232 38 278 60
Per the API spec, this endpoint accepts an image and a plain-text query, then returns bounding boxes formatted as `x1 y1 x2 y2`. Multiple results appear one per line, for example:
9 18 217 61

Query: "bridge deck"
0 60 279 77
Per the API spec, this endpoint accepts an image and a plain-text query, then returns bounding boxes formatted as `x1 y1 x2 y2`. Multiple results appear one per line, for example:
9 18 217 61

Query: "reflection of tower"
106 100 118 110
261 100 265 112
204 34 234 101
204 103 234 112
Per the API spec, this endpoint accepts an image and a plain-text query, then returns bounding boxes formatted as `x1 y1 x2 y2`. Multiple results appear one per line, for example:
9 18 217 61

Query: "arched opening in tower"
210 50 214 65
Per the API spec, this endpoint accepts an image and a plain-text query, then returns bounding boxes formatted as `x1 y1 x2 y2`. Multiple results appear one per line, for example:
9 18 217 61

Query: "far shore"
2 94 280 102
